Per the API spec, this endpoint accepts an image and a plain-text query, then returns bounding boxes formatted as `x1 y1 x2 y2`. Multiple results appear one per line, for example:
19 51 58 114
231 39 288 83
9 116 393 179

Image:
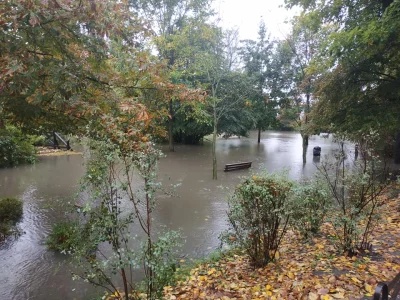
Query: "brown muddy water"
0 131 348 300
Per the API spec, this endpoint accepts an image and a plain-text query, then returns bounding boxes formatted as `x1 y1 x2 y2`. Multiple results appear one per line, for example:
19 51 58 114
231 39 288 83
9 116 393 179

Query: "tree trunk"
257 127 261 144
53 131 59 149
302 143 307 164
303 92 310 147
395 133 400 164
168 99 174 152
212 109 217 180
0 118 5 129
303 135 309 146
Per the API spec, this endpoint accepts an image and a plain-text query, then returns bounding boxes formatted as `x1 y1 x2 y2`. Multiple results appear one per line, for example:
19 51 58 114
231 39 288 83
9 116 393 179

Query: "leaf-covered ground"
163 195 400 300
36 147 82 156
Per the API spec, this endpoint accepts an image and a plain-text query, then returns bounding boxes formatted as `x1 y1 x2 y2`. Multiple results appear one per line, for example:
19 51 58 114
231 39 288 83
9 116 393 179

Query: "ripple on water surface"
0 132 348 300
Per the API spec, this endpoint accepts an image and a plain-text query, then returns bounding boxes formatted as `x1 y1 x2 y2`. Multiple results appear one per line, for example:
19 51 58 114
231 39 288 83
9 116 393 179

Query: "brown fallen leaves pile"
163 196 400 300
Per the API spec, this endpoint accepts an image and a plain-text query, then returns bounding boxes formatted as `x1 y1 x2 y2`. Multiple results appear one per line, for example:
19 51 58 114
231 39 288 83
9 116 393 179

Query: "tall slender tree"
241 21 276 144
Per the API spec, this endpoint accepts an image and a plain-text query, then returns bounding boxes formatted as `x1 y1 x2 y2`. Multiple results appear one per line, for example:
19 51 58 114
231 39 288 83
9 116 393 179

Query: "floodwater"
0 131 348 300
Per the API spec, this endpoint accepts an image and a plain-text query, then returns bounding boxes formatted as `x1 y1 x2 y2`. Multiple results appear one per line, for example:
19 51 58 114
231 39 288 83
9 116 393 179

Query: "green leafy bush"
46 221 79 253
30 135 46 146
0 222 11 241
0 197 23 242
0 127 37 168
222 172 294 267
142 230 183 297
0 197 23 222
291 178 331 238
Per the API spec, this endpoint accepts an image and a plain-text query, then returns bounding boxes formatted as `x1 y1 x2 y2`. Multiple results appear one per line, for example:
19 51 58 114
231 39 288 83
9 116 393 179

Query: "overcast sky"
213 0 300 41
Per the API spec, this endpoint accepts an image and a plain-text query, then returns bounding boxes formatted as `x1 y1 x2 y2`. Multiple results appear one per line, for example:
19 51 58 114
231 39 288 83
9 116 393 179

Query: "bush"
222 172 294 267
317 140 390 255
0 127 37 168
291 178 331 238
46 221 79 253
0 197 23 222
0 197 23 242
30 135 46 146
0 222 11 241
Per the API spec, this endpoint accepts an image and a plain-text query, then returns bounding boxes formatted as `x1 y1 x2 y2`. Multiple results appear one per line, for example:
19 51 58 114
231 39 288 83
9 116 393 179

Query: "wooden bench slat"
224 162 252 172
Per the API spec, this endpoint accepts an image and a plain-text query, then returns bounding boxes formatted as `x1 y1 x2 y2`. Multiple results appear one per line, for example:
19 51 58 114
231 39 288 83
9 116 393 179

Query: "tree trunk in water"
303 92 310 147
212 108 217 180
257 127 261 144
0 118 5 129
303 135 309 146
395 133 400 164
168 99 174 152
302 143 307 164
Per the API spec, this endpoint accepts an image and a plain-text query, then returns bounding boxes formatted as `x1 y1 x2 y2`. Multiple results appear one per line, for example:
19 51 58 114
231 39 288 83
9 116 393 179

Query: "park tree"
240 21 277 143
0 0 145 133
285 0 400 162
281 12 329 149
1 3 205 298
265 37 305 133
131 0 213 151
0 0 203 137
197 28 254 179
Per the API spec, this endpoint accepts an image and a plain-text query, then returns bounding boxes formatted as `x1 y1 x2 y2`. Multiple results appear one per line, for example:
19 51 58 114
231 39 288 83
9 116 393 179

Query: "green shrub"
0 222 11 241
0 127 37 168
0 197 23 242
142 230 183 297
46 221 79 253
317 140 390 255
222 172 295 267
291 178 331 238
0 197 23 222
30 135 46 146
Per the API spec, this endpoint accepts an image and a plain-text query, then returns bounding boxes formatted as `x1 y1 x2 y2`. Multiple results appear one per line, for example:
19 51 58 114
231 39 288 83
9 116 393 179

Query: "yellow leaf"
365 283 374 294
351 277 361 284
252 285 261 292
207 268 216 275
322 295 332 300
288 272 295 279
198 275 207 281
265 284 272 291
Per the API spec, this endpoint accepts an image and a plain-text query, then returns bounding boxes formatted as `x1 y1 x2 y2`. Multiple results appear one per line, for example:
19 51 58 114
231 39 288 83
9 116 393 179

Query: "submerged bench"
224 162 252 172
373 271 400 300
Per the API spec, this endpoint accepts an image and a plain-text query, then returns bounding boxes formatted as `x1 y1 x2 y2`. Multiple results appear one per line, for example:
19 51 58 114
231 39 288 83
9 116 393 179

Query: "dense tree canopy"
285 0 400 140
2 0 400 162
